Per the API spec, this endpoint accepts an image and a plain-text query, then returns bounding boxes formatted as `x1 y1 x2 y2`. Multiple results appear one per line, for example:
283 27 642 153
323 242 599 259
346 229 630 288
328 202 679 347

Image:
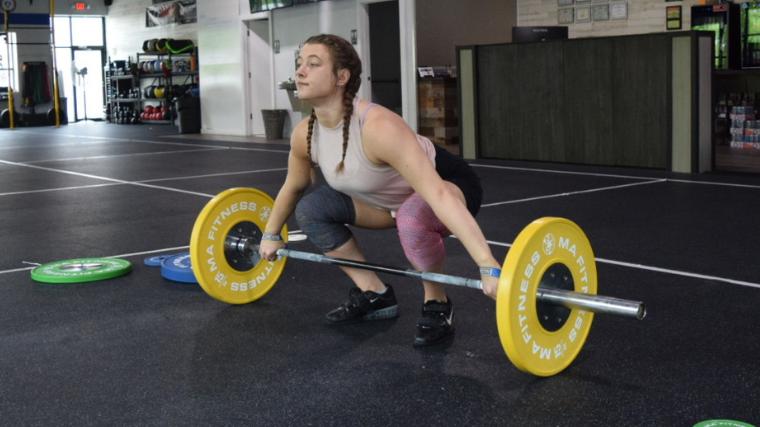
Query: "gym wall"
104 0 197 61
518 0 701 37
416 0 516 68
64 0 109 16
1 2 54 113
103 0 523 137
4 0 109 71
270 2 358 135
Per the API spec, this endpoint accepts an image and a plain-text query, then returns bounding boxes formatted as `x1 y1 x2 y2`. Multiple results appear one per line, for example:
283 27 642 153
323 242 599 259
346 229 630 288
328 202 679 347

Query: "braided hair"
303 34 363 175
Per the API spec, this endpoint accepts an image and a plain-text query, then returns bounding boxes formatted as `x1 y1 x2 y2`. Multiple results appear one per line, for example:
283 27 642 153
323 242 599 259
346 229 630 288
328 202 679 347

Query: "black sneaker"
413 298 454 346
324 285 399 324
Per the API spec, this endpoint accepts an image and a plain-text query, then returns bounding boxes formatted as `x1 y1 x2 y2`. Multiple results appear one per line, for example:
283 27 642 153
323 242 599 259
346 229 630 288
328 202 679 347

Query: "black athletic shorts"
433 144 483 217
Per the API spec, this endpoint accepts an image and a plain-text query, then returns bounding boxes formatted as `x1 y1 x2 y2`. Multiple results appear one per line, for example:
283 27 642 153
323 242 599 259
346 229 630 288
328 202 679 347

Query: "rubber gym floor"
1 121 759 427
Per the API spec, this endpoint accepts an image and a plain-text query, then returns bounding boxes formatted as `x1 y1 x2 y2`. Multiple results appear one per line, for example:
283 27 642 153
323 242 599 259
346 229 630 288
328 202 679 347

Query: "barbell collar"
271 247 644 320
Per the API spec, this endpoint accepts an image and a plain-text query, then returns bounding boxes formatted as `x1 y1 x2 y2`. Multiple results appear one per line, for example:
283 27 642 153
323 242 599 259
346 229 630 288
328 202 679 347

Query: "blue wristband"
262 232 283 242
479 267 501 278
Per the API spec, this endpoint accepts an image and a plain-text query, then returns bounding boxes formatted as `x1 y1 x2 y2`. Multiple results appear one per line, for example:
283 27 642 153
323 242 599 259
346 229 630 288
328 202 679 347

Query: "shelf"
139 73 169 79
106 50 198 126
137 71 197 79
110 96 172 103
138 53 178 57
138 51 194 56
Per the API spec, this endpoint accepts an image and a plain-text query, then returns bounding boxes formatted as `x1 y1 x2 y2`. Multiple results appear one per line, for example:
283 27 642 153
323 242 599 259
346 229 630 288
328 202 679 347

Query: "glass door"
72 49 105 121
53 16 106 122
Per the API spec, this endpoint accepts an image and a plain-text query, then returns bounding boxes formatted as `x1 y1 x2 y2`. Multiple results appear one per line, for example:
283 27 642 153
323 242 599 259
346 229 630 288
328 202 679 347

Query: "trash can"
262 109 287 140
175 97 201 134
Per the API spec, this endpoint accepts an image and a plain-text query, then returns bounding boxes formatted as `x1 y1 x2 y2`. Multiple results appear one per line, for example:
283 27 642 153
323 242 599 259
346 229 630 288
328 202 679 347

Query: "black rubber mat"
1 123 758 426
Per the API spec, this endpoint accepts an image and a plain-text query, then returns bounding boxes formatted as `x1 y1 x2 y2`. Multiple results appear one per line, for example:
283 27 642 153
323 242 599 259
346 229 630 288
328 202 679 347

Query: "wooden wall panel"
472 33 681 169
516 42 565 162
610 35 669 169
477 44 520 159
562 38 614 165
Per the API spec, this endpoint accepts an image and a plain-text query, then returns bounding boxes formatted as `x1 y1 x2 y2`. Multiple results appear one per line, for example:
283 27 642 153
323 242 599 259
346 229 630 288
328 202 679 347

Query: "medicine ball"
46 108 62 125
1 109 14 127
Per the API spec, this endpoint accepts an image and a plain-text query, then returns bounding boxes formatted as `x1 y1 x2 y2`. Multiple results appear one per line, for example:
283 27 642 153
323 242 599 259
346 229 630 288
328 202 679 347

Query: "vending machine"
691 3 740 69
741 1 760 68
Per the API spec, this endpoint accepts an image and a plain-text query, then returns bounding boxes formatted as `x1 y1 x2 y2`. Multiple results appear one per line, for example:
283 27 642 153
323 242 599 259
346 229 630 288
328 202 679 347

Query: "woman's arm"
259 119 314 260
361 107 501 299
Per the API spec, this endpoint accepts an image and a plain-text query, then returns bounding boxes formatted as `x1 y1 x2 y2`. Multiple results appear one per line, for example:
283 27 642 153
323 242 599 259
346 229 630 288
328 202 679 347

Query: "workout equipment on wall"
110 43 197 126
190 188 647 377
22 62 52 106
142 39 194 55
166 39 194 54
3 7 16 128
1 4 63 129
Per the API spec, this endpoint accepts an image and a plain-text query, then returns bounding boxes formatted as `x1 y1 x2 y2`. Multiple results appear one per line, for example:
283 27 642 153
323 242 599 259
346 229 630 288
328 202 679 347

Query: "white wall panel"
200 63 247 135
196 0 245 135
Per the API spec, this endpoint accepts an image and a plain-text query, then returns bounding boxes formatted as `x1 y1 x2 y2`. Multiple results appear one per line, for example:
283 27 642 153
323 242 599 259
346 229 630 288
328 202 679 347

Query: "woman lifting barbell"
258 34 501 346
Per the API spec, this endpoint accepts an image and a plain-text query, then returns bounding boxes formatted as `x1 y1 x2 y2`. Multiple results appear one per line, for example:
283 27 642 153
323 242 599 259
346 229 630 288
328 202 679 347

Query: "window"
54 17 103 48
54 17 71 47
0 32 18 94
71 17 103 47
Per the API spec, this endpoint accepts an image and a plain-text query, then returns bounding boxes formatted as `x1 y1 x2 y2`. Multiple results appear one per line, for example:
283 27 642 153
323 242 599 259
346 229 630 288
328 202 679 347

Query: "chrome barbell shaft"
272 246 646 320
538 288 646 320
276 248 482 288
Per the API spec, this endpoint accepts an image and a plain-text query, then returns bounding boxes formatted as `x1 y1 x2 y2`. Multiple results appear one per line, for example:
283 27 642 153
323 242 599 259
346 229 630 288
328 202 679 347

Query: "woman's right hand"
259 240 287 261
481 275 499 300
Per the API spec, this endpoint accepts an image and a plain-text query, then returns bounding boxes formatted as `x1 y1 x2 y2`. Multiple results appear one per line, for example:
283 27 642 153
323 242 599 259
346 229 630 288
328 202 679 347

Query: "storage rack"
106 49 198 125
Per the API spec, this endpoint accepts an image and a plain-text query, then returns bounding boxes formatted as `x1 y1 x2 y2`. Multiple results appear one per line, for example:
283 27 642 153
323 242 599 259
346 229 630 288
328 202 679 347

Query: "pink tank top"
310 98 437 212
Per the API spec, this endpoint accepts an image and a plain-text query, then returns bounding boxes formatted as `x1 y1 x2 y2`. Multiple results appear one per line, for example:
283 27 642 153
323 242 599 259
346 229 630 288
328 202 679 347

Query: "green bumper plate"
31 258 132 284
694 421 757 427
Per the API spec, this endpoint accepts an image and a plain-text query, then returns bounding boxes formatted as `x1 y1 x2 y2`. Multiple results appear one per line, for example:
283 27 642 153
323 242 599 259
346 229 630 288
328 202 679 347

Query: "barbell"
189 188 646 376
